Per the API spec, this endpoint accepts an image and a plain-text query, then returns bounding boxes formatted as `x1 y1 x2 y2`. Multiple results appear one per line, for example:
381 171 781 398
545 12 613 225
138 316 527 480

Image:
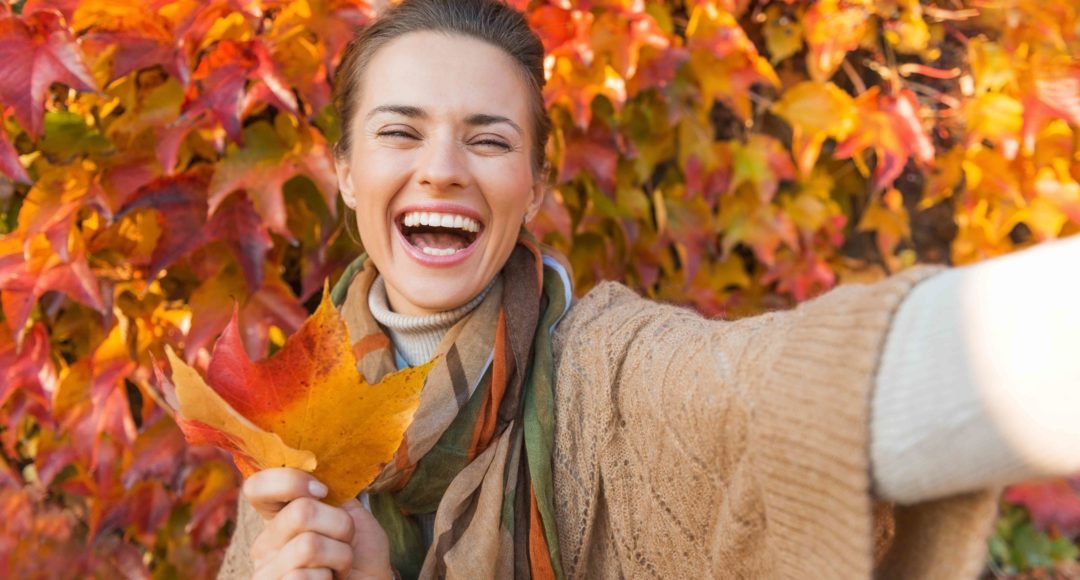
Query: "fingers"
243 468 329 520
252 532 352 580
251 497 355 563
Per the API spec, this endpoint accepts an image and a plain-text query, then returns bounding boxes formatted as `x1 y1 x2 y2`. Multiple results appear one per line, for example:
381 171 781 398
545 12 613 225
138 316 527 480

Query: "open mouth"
396 210 483 257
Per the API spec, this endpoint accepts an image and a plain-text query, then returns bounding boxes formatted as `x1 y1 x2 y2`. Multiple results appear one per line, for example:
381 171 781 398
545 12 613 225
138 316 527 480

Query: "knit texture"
368 275 494 367
547 265 999 578
218 265 1001 579
874 242 1080 503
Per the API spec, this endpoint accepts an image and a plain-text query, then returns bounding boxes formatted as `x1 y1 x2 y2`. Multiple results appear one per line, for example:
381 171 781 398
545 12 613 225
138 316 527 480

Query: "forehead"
360 31 532 126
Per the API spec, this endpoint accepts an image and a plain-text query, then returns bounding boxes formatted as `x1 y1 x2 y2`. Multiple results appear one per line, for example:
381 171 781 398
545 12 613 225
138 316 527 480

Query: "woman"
218 0 1080 578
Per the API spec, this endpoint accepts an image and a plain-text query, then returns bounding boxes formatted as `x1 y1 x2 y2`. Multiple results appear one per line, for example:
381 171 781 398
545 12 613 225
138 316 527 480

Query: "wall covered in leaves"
1 0 1077 576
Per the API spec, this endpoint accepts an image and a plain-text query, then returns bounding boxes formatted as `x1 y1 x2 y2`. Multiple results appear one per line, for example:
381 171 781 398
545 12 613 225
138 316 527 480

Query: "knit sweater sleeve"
550 265 999 580
216 495 263 579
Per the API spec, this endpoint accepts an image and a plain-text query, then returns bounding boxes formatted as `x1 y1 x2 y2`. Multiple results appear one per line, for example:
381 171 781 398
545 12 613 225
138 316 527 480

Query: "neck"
368 276 495 366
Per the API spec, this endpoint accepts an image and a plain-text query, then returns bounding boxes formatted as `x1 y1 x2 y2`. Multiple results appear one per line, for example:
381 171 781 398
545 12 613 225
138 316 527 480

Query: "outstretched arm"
551 267 960 579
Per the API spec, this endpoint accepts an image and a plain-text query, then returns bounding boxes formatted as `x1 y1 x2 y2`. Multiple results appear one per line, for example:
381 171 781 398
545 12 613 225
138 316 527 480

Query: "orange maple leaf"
166 286 434 505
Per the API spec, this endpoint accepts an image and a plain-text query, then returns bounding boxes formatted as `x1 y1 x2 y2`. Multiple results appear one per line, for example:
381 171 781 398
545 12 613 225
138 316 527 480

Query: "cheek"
483 161 535 213
350 155 408 220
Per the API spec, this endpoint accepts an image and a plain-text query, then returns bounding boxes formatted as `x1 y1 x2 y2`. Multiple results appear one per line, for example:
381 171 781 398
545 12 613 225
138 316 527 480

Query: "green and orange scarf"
331 234 572 580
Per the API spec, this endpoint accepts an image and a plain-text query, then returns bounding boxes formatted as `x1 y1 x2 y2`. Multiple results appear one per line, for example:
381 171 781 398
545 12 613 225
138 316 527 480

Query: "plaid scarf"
331 234 572 580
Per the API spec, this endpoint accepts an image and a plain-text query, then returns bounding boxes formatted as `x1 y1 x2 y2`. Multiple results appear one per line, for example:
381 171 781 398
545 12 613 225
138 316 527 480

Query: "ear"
523 162 549 223
334 156 357 210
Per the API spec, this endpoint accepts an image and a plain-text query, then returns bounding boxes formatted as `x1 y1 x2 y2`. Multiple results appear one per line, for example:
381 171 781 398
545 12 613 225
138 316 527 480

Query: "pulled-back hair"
332 0 551 176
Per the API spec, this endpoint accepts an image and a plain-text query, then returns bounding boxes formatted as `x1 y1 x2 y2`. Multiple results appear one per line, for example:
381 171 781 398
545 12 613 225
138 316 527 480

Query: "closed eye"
473 139 511 151
377 129 418 140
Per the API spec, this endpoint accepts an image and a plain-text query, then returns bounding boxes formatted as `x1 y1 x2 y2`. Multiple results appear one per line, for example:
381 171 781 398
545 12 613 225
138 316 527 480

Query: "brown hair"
332 0 551 177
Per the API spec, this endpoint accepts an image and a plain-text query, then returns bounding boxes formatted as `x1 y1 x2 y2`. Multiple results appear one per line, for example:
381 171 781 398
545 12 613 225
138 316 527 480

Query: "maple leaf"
589 10 670 81
121 416 188 488
782 169 847 241
208 120 337 237
15 161 109 260
627 45 687 94
182 458 241 547
184 263 307 362
689 49 779 121
965 93 1022 157
0 234 106 339
177 39 298 145
762 6 803 64
686 5 779 120
0 10 97 139
717 187 799 267
115 171 271 290
71 0 183 84
263 0 376 113
686 2 756 60
0 110 30 184
52 321 139 451
0 322 56 412
835 88 935 192
545 57 627 130
772 81 858 175
1021 59 1080 151
531 5 595 66
167 287 434 505
858 188 911 271
729 134 796 203
802 0 868 82
558 124 620 196
165 346 319 478
762 247 836 302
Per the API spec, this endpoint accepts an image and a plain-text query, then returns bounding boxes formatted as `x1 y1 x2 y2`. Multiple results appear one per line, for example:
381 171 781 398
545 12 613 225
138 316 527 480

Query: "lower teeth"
421 247 459 257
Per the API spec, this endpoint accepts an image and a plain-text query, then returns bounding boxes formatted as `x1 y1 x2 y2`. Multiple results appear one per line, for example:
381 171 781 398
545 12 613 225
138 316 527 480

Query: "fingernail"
309 481 328 498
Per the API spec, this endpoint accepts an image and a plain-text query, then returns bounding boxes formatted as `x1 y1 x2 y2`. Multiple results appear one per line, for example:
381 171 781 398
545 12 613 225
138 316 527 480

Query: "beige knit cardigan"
219 265 1000 579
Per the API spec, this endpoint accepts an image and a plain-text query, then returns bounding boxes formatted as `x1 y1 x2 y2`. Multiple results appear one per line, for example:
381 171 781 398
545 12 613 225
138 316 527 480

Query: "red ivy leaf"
116 171 271 289
0 323 55 410
184 265 307 362
559 125 620 195
208 121 337 237
71 2 184 84
179 39 299 144
0 110 29 183
0 10 96 139
835 88 934 192
207 192 274 291
116 172 211 281
1005 477 1080 536
0 237 106 337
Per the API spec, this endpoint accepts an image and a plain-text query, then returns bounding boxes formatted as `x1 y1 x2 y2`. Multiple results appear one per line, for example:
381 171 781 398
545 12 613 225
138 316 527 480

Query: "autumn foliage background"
1 0 1078 576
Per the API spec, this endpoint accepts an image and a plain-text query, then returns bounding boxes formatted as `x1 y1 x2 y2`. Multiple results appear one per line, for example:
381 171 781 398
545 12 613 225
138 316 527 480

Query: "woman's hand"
244 468 394 580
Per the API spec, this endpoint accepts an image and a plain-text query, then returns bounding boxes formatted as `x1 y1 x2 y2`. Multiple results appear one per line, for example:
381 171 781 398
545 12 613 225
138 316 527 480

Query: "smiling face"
334 31 544 316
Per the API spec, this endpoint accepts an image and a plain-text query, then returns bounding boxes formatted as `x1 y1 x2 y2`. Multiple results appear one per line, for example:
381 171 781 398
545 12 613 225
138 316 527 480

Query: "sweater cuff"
872 266 1030 503
752 265 941 577
873 239 1080 504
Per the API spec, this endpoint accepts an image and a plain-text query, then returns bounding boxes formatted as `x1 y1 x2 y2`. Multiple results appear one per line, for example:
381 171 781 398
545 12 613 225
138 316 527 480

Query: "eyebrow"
464 113 524 137
365 105 523 137
366 104 426 121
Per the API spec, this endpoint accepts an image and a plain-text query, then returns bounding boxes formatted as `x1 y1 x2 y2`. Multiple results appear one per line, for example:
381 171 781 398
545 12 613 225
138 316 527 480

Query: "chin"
395 274 487 314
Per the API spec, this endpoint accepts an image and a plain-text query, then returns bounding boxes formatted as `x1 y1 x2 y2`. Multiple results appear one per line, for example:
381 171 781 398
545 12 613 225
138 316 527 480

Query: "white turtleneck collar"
367 275 496 367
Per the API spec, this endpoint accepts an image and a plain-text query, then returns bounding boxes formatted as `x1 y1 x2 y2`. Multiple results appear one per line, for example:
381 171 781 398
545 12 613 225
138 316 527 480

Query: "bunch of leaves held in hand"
161 288 433 507
1 0 1078 576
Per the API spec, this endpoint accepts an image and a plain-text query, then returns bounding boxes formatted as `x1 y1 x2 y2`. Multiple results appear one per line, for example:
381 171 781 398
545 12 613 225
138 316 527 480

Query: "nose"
416 134 470 192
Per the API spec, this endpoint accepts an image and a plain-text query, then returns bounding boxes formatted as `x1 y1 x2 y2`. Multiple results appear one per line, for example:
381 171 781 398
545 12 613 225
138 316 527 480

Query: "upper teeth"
401 211 480 232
